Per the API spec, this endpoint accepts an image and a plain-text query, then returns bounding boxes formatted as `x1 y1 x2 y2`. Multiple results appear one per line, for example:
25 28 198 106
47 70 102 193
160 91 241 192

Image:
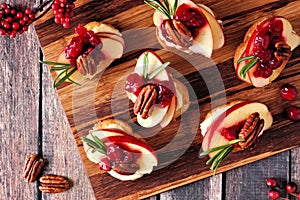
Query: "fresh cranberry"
286 106 300 121
268 189 280 199
286 182 297 193
107 145 124 164
280 84 298 101
99 157 112 172
266 178 278 188
269 58 282 69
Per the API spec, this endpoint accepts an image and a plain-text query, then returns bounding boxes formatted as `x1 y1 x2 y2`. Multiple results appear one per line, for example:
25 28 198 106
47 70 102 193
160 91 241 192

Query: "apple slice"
173 79 190 119
137 105 169 128
160 95 176 128
198 4 224 50
101 37 124 59
201 101 273 156
102 136 158 181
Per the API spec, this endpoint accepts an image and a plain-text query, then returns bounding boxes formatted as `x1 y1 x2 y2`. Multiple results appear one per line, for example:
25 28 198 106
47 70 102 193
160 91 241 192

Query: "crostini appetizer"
234 16 300 87
125 51 190 128
145 0 224 57
200 101 273 173
82 119 158 181
41 21 124 87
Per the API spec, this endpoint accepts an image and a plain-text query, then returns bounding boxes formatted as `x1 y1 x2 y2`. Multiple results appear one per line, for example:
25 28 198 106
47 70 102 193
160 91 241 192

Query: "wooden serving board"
34 0 300 199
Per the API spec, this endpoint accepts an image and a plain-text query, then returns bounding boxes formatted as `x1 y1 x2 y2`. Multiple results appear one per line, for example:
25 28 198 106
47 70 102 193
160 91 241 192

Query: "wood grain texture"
0 0 40 199
33 0 300 199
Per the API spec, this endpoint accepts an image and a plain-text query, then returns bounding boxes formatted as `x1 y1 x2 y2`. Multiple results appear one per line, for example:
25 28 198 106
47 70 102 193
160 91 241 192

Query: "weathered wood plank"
41 62 96 200
225 152 289 199
160 175 222 200
0 0 40 199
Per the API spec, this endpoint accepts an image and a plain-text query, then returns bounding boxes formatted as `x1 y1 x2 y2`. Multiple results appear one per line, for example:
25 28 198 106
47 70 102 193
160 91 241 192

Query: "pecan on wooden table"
23 154 45 183
39 174 71 193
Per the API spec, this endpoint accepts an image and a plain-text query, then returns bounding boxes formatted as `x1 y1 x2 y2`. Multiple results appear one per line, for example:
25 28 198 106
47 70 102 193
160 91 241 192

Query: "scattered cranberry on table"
268 189 280 199
267 178 278 188
280 84 298 101
286 182 298 193
286 106 300 121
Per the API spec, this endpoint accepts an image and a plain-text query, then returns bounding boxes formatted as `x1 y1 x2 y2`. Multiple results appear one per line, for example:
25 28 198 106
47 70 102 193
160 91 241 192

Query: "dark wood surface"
0 0 299 199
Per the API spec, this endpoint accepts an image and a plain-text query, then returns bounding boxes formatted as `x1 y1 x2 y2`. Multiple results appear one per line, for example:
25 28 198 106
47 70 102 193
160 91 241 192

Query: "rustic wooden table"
1 0 299 199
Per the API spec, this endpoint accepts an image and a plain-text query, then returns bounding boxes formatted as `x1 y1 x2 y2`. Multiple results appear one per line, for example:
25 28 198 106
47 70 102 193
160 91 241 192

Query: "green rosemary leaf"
39 60 73 67
199 144 230 157
148 61 170 79
205 146 226 165
53 69 67 88
54 67 77 88
67 78 81 86
164 0 170 14
144 0 171 19
229 138 245 145
82 137 99 149
212 146 234 175
239 57 258 79
91 133 106 151
50 66 74 72
172 0 178 17
210 145 233 170
143 52 149 79
236 56 255 64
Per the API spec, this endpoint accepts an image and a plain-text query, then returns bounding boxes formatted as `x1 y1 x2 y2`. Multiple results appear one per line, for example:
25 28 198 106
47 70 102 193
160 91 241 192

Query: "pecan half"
76 54 97 76
39 174 71 193
164 19 193 47
238 112 264 149
134 85 158 119
112 163 140 175
274 41 291 61
23 154 44 183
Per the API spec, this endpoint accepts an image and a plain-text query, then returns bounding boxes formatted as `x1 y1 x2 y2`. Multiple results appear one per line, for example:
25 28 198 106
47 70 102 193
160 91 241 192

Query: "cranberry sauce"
245 17 285 78
65 24 102 66
174 4 207 37
221 120 246 141
125 73 146 96
125 73 175 108
99 143 141 173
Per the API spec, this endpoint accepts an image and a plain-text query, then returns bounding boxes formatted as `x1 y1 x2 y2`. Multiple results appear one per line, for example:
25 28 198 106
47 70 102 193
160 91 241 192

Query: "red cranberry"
286 182 297 193
99 157 112 172
286 106 300 121
107 145 124 164
174 4 206 27
266 178 278 188
280 84 298 101
268 189 280 199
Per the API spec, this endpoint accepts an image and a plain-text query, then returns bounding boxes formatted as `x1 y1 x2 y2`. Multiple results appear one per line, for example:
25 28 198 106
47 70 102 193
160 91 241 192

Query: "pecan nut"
238 112 264 149
274 41 291 61
23 154 45 183
76 54 97 76
164 19 193 47
112 163 140 175
134 85 158 119
39 174 71 193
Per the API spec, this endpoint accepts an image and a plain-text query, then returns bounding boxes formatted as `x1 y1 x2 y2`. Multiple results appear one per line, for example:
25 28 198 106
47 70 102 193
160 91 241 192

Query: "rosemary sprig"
148 61 170 79
142 53 171 80
144 0 178 19
39 60 80 88
200 138 245 174
143 52 149 79
236 56 258 79
82 133 107 155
